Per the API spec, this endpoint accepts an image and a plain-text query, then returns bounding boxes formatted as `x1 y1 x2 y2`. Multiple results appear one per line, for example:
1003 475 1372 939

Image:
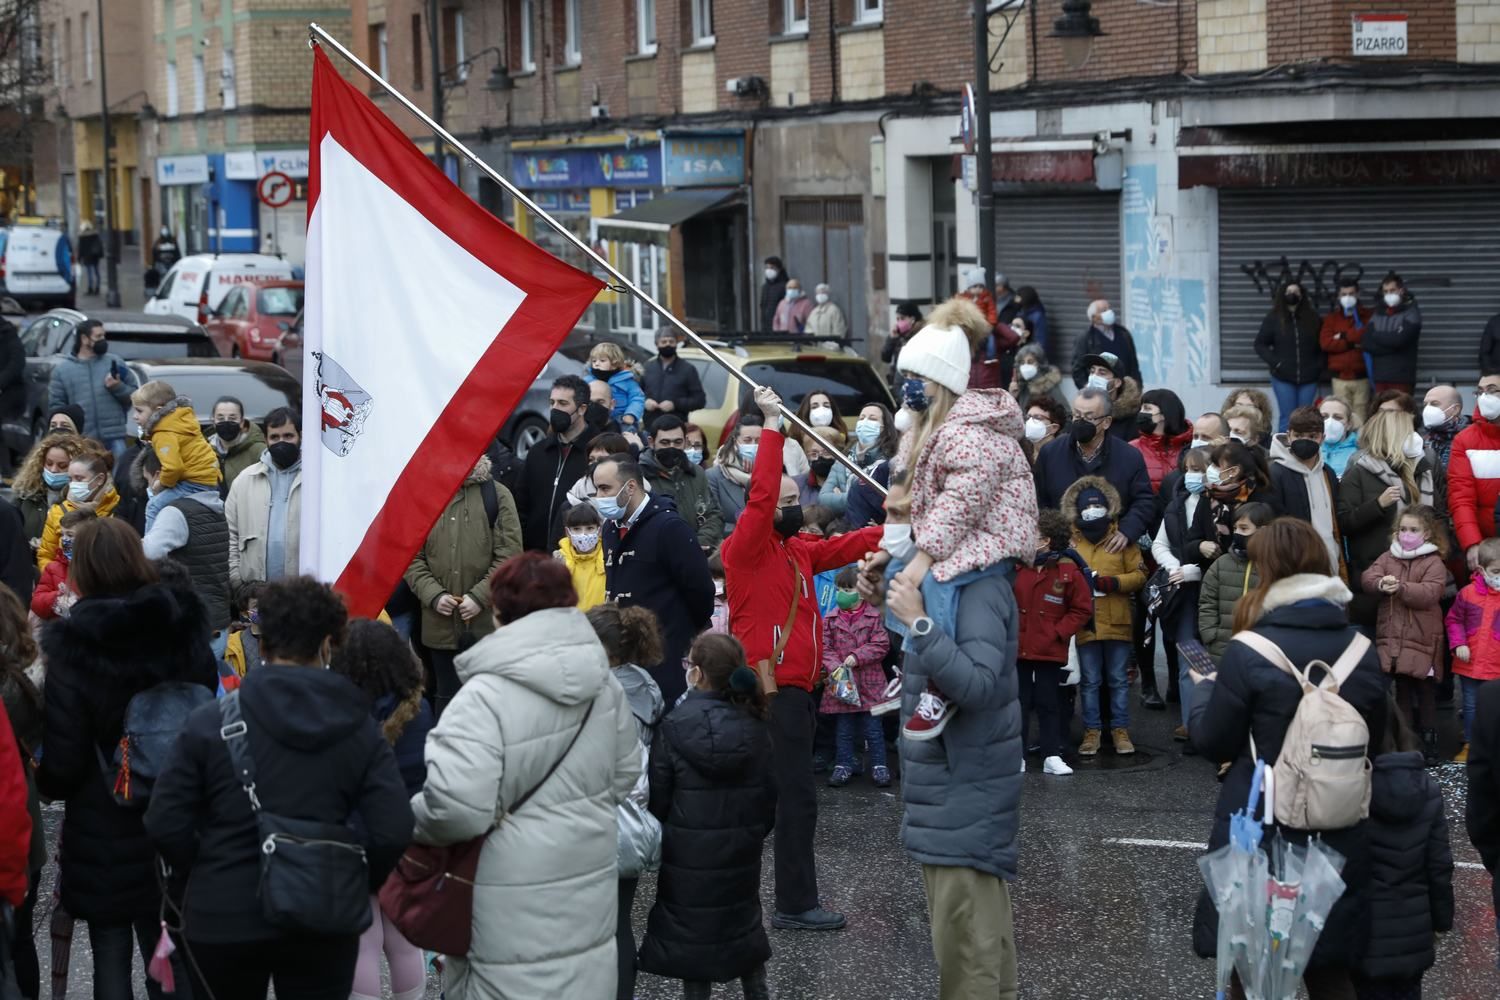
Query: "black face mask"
1230 534 1250 557
1077 518 1111 543
1285 294 1301 308
775 504 804 538
1289 438 1320 461
1136 412 1158 433
655 446 684 469
215 420 242 443
658 346 677 359
1069 418 1098 445
810 457 835 479
585 402 611 429
590 366 615 382
549 407 574 434
267 441 300 470
92 338 109 356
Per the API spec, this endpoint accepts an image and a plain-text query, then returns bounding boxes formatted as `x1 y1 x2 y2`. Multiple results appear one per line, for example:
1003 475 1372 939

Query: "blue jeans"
1079 639 1130 731
83 261 100 292
102 437 129 465
144 479 217 534
834 711 886 772
1162 584 1201 729
1269 377 1319 432
1462 676 1485 743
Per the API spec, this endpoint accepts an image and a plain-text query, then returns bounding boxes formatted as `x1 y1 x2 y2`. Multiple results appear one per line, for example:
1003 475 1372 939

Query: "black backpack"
98 681 213 809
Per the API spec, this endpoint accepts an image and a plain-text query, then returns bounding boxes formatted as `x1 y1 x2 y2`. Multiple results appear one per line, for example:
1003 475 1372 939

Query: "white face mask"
1323 417 1347 443
1100 309 1117 327
1422 404 1451 429
1190 437 1210 450
1086 374 1110 392
1080 505 1108 522
1229 432 1247 444
1480 393 1500 422
1339 294 1357 310
1384 292 1402 308
568 531 600 554
714 579 725 597
1206 465 1223 486
785 288 803 301
880 523 916 562
809 406 834 427
815 293 829 305
1402 431 1426 461
765 267 778 282
1024 417 1048 442
1018 363 1039 382
893 408 915 433
1486 571 1500 593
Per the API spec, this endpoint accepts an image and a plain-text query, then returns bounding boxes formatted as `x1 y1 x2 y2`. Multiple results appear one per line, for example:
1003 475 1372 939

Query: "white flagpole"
307 22 887 495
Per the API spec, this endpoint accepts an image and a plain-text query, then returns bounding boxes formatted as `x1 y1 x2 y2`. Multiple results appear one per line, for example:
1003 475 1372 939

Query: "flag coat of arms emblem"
302 47 603 617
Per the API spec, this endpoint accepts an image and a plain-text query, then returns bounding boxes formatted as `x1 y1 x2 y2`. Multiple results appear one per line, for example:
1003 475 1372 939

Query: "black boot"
1139 664 1166 711
742 964 772 1000
1422 728 1440 767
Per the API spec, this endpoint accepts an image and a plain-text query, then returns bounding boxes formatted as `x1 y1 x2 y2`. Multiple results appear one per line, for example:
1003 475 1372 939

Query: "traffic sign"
257 171 295 209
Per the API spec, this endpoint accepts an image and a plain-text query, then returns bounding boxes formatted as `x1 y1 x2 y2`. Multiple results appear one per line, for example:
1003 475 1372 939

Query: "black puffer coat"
637 690 775 983
35 581 217 922
1358 751 1453 981
1188 573 1387 970
1254 297 1324 386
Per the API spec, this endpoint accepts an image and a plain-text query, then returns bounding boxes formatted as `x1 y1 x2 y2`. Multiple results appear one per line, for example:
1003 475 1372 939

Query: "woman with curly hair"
1221 387 1275 449
12 432 94 544
332 619 433 1000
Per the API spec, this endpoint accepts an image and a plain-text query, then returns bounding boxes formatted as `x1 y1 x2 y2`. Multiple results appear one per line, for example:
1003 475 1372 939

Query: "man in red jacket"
1448 371 1500 571
721 386 882 931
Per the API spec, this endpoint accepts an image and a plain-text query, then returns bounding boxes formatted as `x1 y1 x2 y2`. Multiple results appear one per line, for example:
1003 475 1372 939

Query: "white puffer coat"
411 606 641 998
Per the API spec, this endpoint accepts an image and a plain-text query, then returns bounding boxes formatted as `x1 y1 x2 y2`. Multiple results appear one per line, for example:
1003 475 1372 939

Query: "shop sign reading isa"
1352 14 1407 57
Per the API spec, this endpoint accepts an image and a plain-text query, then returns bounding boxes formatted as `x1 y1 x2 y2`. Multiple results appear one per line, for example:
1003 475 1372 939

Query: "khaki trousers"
1330 377 1371 423
922 864 1018 1000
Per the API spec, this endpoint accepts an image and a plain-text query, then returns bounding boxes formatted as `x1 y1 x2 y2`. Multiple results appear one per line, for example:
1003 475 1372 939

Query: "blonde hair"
1222 404 1266 442
588 342 626 368
1221 388 1274 433
1393 504 1450 559
13 432 94 499
130 379 176 409
1360 410 1419 502
904 382 958 480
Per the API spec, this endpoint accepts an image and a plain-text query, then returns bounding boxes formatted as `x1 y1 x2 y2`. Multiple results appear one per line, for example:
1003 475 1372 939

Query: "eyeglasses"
1479 385 1500 398
1072 411 1108 425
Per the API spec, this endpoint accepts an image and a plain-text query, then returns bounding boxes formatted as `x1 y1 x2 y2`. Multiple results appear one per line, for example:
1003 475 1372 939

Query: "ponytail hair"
689 632 767 720
586 602 664 667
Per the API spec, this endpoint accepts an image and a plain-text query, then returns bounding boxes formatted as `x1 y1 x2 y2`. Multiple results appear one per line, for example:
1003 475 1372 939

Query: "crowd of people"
5 266 1500 1000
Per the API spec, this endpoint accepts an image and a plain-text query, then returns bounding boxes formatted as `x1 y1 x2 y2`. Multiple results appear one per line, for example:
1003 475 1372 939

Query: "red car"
205 280 304 365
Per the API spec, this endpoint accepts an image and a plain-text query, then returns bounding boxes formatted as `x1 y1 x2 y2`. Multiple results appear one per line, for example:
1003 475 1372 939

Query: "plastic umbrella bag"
1198 760 1268 1000
1241 833 1347 1000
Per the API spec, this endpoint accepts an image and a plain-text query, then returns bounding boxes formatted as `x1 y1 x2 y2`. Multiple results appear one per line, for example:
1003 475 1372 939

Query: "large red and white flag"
302 48 602 617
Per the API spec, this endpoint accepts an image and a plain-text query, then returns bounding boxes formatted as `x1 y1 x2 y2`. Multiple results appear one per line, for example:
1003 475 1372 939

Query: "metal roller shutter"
994 193 1121 376
1217 187 1500 383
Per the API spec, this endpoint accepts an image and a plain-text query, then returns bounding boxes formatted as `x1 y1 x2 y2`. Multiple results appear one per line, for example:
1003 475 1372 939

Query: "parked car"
0 224 74 309
4 310 216 460
675 339 898 450
205 280 304 361
144 252 297 324
122 359 302 439
496 330 651 460
276 308 303 385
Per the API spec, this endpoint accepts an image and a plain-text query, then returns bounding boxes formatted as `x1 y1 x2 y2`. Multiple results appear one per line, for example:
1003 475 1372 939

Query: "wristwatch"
911 616 934 637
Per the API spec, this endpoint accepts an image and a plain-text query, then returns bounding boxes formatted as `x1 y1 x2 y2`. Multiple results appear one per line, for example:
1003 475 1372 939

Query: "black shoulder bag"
218 691 373 937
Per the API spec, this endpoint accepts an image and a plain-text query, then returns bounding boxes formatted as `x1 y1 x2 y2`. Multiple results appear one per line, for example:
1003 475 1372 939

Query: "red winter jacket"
32 557 69 620
1319 306 1373 381
721 427 883 691
1447 412 1500 551
1131 428 1195 493
0 702 32 906
1014 554 1095 663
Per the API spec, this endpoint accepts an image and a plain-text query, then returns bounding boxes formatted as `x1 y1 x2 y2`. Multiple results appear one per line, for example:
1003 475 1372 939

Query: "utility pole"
96 0 119 307
428 0 444 171
972 0 995 293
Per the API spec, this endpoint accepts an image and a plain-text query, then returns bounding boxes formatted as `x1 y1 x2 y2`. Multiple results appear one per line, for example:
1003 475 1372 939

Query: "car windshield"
258 287 303 316
741 359 895 416
142 369 301 424
107 330 218 360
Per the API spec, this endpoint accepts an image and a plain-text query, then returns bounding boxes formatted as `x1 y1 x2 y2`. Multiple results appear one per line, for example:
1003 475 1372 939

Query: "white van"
144 253 297 324
0 225 75 308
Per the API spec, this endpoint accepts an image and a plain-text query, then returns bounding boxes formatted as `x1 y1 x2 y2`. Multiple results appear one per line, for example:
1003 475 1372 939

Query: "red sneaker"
902 684 954 742
869 673 904 716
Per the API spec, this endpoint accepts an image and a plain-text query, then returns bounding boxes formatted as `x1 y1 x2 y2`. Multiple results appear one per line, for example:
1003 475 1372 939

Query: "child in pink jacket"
820 565 891 788
1446 536 1500 762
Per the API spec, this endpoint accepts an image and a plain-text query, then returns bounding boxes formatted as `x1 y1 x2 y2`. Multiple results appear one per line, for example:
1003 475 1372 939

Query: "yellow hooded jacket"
37 488 121 571
559 534 606 611
145 398 221 489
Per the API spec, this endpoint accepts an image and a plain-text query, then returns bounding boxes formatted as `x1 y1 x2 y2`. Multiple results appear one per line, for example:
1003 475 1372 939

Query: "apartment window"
192 53 205 112
854 0 882 23
411 13 424 89
165 61 179 117
221 50 237 109
691 0 713 44
783 0 807 35
519 0 535 71
564 0 581 65
81 11 91 81
441 8 465 79
635 0 656 55
368 23 388 79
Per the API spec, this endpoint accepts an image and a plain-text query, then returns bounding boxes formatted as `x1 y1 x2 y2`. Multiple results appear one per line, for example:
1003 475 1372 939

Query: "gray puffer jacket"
47 353 139 442
899 570 1022 881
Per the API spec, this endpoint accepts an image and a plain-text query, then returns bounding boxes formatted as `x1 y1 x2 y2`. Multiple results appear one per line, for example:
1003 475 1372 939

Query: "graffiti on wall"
1122 164 1210 386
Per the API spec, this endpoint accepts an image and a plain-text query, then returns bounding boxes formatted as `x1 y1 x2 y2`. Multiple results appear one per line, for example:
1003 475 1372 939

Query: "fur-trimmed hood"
1259 573 1353 615
463 454 494 488
1017 353 1062 395
925 296 993 357
1110 376 1142 422
142 396 194 437
1060 475 1121 524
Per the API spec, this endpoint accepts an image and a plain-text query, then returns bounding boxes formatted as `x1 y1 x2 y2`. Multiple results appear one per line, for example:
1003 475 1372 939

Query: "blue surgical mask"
1183 471 1206 495
737 443 758 465
684 447 703 466
42 469 68 489
60 536 73 560
854 418 881 446
901 377 929 412
591 493 623 521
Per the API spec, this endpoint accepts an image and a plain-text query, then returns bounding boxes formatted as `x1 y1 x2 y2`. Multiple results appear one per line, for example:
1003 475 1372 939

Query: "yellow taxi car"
676 338 897 451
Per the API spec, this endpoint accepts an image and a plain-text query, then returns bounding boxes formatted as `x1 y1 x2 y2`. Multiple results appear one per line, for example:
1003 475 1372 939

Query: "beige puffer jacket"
411 607 640 998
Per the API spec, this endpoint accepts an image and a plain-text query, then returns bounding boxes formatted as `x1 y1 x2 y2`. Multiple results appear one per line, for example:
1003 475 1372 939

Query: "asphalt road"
28 679 1500 1000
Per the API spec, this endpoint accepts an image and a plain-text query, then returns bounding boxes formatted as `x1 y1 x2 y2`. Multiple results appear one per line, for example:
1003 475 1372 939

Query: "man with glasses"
1448 372 1500 571
1033 387 1155 555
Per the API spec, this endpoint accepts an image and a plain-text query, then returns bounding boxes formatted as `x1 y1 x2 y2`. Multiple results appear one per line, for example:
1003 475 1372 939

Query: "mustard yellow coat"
145 400 221 488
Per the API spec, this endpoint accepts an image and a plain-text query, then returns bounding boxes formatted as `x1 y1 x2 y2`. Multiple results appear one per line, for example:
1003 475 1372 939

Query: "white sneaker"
1020 759 1026 773
1043 755 1074 776
869 674 904 716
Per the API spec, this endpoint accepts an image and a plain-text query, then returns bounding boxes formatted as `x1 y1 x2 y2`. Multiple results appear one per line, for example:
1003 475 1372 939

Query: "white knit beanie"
897 324 971 396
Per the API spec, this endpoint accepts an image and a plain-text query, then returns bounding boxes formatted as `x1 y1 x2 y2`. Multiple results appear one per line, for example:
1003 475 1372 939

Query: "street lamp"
1052 0 1105 70
442 47 512 92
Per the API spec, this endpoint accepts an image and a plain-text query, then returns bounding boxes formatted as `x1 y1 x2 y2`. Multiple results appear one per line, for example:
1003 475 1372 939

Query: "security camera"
1093 131 1111 156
